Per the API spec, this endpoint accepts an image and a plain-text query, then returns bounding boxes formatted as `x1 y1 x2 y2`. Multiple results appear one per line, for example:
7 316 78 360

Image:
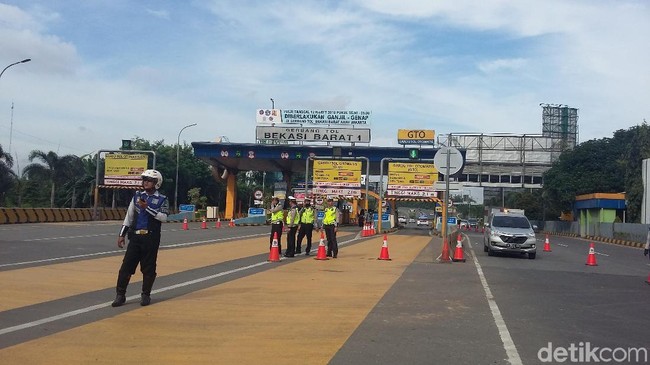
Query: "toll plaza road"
0 221 271 269
1 223 650 364
454 230 650 364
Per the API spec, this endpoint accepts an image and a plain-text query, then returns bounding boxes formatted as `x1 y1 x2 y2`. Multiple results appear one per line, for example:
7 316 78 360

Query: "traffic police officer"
269 196 284 255
296 198 316 255
284 196 300 257
112 169 169 307
322 198 341 258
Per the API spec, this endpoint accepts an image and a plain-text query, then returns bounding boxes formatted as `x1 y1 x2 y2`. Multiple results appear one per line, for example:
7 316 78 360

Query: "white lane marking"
594 252 610 257
0 236 358 336
557 243 569 247
0 234 267 268
22 233 115 241
468 241 523 365
0 261 268 336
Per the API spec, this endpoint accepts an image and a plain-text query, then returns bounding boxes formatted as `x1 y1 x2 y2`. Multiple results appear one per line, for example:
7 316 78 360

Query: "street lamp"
270 98 274 109
174 123 197 212
0 58 31 80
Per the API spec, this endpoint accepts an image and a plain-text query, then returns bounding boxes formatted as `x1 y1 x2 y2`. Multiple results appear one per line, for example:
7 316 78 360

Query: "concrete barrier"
0 208 9 224
25 208 39 223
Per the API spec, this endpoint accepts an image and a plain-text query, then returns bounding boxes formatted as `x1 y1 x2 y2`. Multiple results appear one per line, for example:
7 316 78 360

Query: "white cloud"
0 0 648 173
145 8 170 20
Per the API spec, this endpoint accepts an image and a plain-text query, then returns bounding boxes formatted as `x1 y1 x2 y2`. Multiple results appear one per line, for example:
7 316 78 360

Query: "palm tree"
0 145 17 205
22 150 82 208
62 154 96 208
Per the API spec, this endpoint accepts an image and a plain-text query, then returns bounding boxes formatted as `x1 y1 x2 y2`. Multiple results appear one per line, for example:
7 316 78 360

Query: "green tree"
22 150 82 208
0 144 17 206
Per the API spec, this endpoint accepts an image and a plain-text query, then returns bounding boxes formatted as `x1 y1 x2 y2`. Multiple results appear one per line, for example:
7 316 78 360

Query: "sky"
0 0 648 173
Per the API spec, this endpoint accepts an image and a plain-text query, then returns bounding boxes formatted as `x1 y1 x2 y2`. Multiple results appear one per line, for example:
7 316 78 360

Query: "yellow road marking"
1 235 430 365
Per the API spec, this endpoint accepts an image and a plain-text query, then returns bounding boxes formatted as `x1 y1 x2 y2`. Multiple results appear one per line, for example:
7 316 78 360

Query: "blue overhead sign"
179 204 195 212
447 217 457 225
248 208 266 216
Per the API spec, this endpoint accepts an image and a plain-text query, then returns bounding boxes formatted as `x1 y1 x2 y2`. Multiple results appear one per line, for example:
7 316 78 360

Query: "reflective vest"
286 207 300 225
300 207 315 224
271 209 284 223
323 207 338 225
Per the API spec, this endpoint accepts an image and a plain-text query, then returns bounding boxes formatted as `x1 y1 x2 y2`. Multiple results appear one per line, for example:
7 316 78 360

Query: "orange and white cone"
377 234 391 260
370 222 375 236
585 242 598 266
229 218 235 227
201 217 207 229
645 272 650 285
182 217 189 231
362 222 369 237
452 233 466 262
268 233 280 262
543 234 552 252
314 231 329 260
215 218 221 229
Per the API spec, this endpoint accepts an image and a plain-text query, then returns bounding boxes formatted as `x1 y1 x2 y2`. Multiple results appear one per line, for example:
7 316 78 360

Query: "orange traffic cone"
439 237 452 262
370 222 375 235
201 217 207 229
377 234 391 260
314 231 329 260
182 217 189 231
452 233 466 262
543 234 552 252
585 242 598 266
268 233 280 262
215 218 221 229
229 218 235 227
362 222 369 237
645 272 650 285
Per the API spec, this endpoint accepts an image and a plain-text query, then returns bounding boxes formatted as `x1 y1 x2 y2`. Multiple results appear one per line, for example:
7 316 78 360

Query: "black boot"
111 293 126 307
141 274 156 306
111 272 131 307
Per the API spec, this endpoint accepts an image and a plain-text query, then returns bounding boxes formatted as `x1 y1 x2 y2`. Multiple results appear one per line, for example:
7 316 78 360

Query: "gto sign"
397 129 435 145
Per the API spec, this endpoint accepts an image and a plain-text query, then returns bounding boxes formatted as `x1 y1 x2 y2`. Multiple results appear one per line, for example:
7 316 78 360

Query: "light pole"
175 123 197 212
0 58 31 80
270 98 274 109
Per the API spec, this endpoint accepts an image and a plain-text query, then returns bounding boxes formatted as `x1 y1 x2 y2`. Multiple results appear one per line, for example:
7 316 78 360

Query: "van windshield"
492 216 530 229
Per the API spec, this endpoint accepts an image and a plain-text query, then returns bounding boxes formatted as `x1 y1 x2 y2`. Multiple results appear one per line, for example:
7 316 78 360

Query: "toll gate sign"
397 129 435 145
312 160 362 197
103 153 149 186
387 162 438 198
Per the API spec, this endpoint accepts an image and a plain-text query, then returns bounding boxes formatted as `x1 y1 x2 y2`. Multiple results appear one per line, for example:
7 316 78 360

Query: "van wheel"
528 253 536 259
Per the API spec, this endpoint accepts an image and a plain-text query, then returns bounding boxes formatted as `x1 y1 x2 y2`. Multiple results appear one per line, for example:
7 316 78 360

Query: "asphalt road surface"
1 221 649 364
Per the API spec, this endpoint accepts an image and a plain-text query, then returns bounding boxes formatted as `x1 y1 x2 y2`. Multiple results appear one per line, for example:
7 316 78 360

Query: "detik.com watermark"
538 342 648 363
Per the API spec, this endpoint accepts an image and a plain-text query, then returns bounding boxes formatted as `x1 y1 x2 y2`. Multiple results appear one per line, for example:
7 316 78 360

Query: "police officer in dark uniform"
112 169 169 307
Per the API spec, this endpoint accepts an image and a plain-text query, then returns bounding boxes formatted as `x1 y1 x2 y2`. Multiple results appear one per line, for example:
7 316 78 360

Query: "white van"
483 211 537 259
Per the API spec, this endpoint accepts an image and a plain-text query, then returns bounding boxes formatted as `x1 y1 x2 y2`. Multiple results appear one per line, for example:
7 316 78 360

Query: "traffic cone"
362 222 369 237
229 218 235 227
215 218 221 229
377 234 391 260
268 233 280 262
452 233 466 262
201 217 207 229
370 222 375 235
182 217 189 231
645 272 650 285
585 242 598 266
314 231 329 260
439 237 452 262
543 234 552 252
